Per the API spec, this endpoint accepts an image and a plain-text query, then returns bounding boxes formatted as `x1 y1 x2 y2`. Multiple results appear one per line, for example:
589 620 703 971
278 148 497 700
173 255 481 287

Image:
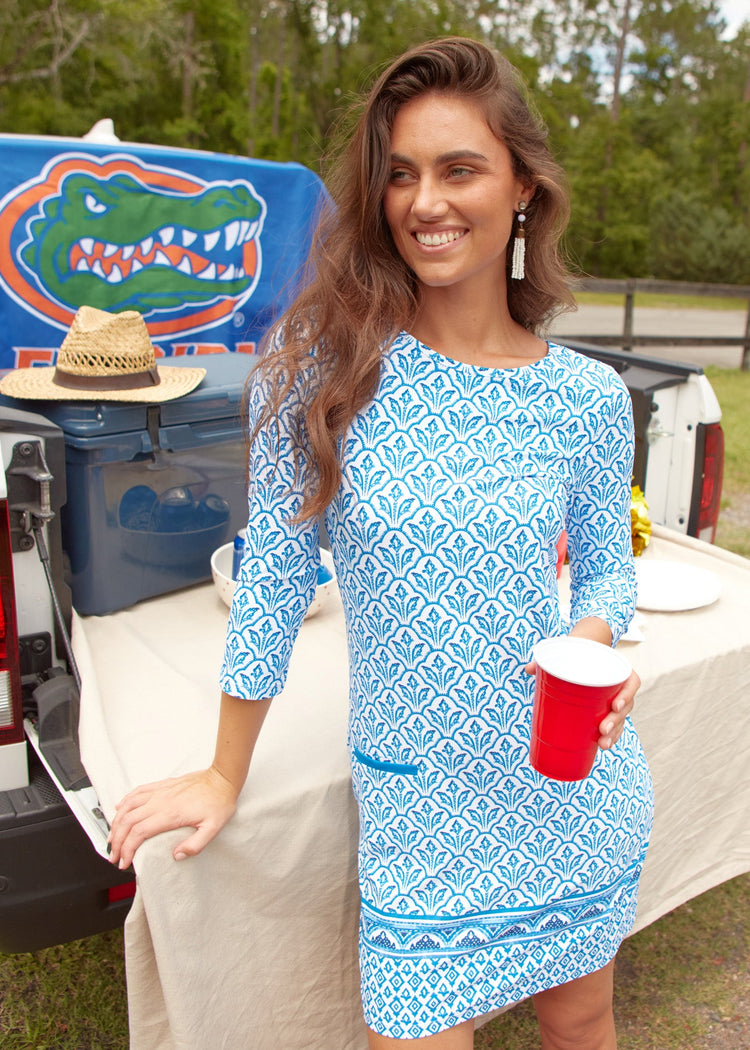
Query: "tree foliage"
1 0 748 280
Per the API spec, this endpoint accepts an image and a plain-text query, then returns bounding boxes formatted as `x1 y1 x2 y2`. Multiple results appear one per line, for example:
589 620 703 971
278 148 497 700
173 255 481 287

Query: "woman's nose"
411 176 448 218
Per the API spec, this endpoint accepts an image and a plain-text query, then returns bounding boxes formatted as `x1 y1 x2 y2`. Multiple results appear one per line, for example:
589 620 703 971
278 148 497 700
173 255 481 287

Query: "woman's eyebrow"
390 149 490 166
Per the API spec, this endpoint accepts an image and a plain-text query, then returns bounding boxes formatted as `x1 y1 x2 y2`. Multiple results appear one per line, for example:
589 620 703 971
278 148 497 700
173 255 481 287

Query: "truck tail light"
0 498 24 745
692 422 725 544
107 879 137 904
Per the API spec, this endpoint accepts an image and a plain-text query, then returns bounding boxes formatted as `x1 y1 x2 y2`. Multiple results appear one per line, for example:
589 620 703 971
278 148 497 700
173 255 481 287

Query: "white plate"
635 559 722 612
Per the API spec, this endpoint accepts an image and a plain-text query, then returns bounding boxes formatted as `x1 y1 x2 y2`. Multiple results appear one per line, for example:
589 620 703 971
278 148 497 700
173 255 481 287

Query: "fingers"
110 807 181 870
598 669 641 750
108 788 188 869
107 769 237 869
173 825 223 862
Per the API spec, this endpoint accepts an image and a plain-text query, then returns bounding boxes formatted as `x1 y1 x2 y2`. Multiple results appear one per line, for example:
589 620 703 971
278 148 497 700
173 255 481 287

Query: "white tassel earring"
511 201 527 280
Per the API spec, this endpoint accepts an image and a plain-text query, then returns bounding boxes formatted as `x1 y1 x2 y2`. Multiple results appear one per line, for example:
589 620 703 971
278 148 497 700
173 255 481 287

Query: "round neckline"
398 331 558 375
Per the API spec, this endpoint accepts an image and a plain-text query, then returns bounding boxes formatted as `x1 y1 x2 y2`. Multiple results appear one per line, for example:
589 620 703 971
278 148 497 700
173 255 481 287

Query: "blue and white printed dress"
221 335 654 1039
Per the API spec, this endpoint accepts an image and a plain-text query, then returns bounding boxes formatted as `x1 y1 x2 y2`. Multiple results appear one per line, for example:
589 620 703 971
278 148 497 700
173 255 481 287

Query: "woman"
109 37 653 1049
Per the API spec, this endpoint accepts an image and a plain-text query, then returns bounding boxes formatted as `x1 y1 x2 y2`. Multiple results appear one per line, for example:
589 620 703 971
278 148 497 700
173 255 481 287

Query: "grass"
706 366 750 558
1 309 749 1050
574 291 749 312
0 930 127 1048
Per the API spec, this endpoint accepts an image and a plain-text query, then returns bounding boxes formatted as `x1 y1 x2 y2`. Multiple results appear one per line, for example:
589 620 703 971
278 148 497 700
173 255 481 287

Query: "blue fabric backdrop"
0 135 327 369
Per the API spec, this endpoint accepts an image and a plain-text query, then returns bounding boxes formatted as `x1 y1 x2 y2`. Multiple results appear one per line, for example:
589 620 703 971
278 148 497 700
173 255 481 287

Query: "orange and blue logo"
0 151 267 342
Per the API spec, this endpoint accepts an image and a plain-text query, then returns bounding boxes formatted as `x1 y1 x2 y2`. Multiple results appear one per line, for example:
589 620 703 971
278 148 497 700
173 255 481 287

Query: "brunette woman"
109 37 653 1050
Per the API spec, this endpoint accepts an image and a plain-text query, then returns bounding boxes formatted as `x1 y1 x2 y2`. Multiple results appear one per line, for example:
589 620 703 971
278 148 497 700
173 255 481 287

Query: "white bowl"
210 542 238 608
211 543 337 620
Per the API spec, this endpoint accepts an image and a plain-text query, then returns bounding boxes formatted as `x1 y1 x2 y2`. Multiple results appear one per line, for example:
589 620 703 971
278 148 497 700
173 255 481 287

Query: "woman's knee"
535 1010 616 1050
533 960 617 1050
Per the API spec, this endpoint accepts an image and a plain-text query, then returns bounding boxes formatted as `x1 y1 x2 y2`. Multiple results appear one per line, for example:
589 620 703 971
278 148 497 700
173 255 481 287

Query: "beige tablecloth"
75 525 750 1050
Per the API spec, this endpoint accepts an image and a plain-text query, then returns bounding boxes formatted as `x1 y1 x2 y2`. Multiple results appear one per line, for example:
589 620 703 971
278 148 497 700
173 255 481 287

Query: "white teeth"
74 226 255 282
225 221 240 251
415 230 463 246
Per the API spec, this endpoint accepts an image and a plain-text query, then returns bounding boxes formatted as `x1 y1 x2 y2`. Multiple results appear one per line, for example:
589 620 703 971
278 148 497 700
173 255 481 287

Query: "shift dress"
221 335 654 1039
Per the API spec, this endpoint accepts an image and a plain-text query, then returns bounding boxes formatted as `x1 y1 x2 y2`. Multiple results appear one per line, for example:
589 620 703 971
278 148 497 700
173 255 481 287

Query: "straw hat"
0 306 206 402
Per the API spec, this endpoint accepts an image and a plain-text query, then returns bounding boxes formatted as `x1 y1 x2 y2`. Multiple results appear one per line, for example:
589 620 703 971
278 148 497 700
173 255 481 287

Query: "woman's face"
383 91 531 296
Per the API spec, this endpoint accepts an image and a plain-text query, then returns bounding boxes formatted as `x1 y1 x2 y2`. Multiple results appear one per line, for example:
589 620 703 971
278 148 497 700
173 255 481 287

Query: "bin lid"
0 352 259 438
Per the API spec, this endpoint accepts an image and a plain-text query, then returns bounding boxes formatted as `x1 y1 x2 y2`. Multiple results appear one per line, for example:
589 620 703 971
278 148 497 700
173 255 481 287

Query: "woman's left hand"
597 668 640 750
523 661 641 752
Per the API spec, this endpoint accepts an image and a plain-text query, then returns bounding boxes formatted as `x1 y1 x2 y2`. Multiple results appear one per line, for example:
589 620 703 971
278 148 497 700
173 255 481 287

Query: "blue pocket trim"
353 746 419 776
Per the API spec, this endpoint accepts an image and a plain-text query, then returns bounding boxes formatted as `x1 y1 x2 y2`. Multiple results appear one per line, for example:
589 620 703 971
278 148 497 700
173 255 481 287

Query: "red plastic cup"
530 636 631 781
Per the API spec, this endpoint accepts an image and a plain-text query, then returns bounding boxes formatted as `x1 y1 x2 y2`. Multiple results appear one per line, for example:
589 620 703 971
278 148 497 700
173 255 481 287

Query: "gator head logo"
0 152 267 338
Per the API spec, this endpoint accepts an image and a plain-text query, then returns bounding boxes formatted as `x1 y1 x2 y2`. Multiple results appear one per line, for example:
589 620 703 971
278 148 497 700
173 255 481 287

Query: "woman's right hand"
107 764 240 870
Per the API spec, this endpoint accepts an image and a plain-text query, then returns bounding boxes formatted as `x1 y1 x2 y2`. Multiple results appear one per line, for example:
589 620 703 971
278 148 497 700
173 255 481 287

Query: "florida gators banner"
0 134 327 369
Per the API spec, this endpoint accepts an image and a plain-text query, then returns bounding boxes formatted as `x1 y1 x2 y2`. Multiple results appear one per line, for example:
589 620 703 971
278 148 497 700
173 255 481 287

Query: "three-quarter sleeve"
566 369 636 645
220 369 320 700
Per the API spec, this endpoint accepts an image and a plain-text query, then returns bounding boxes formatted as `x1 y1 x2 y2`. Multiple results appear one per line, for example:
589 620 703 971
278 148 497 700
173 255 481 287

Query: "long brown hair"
255 36 574 519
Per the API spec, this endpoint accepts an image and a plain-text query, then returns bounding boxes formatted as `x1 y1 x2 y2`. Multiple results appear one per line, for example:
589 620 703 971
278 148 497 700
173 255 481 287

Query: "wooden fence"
564 278 750 370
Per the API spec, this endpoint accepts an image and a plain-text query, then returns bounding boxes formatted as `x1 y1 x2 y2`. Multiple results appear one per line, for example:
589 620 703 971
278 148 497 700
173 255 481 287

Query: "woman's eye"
389 169 411 183
448 166 473 178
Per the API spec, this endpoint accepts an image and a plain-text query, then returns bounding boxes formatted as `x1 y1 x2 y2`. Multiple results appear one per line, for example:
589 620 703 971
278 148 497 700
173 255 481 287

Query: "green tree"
0 0 748 284
650 189 750 283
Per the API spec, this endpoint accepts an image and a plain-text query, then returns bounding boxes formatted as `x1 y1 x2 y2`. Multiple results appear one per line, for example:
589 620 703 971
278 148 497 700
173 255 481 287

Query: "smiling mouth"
414 230 466 247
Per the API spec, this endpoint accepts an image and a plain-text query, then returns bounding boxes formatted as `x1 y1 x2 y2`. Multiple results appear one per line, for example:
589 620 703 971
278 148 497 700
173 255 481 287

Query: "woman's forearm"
107 692 273 868
211 692 273 799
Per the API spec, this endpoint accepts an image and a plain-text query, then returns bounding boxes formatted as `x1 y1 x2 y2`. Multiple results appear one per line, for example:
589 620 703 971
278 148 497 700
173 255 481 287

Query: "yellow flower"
631 485 651 556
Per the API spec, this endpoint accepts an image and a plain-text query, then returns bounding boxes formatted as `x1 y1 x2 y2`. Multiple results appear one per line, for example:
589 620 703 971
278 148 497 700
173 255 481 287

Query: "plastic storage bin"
4 354 257 615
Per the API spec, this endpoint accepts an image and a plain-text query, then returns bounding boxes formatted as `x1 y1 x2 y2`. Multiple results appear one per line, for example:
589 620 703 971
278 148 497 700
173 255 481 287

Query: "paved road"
549 304 748 369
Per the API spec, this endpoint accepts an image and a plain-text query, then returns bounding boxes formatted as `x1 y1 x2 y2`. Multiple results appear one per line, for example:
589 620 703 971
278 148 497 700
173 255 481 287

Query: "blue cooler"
2 353 257 615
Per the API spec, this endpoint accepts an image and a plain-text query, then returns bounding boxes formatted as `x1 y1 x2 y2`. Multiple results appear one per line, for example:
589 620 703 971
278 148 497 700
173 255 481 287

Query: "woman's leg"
366 1019 475 1049
532 958 617 1050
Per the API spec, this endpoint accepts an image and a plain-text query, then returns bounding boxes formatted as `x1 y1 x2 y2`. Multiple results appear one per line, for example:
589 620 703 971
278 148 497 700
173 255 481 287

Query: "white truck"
0 405 136 951
0 133 726 952
569 342 724 543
